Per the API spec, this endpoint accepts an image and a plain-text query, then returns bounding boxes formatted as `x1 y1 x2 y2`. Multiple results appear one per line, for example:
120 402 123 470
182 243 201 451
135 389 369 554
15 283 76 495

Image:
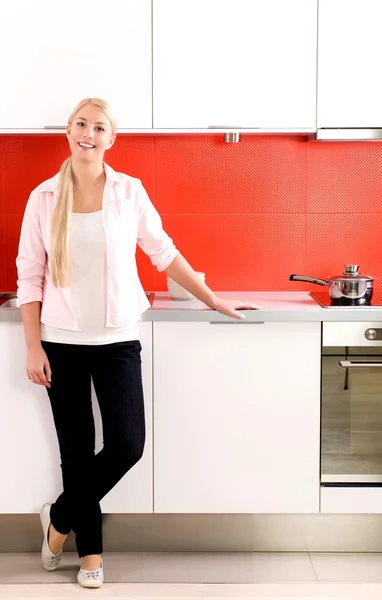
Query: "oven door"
321 346 382 485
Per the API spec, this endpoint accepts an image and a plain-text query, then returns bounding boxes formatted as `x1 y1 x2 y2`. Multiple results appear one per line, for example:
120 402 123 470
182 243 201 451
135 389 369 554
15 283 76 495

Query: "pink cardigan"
16 163 179 331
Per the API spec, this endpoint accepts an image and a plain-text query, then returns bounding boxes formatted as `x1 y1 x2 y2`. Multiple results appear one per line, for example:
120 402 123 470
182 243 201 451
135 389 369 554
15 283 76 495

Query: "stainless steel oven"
321 322 382 485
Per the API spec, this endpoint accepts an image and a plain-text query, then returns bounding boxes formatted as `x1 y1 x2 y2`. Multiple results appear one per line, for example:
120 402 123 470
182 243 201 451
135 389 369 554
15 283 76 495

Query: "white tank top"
40 211 139 345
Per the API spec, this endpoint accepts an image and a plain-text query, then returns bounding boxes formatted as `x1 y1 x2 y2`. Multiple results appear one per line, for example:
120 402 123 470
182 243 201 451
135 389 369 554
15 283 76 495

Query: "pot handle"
289 274 330 287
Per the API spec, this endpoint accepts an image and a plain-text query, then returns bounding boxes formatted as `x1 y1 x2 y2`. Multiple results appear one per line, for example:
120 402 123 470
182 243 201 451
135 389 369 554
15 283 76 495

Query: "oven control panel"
323 322 382 346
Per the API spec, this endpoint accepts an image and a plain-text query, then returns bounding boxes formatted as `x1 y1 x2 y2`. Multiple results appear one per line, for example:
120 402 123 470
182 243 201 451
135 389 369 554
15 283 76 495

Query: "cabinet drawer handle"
208 125 244 129
339 360 382 368
209 321 265 325
44 125 66 129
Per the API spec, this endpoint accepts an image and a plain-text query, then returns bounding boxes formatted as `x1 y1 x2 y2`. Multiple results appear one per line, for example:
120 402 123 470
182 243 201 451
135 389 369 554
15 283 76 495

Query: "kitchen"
1 0 382 598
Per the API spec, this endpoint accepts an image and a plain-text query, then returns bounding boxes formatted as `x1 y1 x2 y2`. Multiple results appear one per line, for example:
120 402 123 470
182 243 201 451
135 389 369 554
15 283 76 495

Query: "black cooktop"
310 290 382 308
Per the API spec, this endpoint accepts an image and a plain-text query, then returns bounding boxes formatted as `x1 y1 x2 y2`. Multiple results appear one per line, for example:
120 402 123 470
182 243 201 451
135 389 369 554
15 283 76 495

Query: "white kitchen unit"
0 0 152 130
153 321 321 513
0 321 153 513
153 0 317 130
318 0 382 127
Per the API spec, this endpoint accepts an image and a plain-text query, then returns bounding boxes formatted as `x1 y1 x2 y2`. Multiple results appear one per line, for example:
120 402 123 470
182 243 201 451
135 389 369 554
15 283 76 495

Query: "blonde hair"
51 97 117 288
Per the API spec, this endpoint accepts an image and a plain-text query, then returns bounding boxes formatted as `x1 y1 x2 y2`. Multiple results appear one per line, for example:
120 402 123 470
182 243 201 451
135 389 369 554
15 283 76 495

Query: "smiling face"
66 103 116 164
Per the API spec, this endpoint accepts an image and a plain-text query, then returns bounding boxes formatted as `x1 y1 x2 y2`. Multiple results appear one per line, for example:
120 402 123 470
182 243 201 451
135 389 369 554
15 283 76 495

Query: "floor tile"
0 552 144 584
103 552 145 582
0 552 315 585
3 552 382 596
0 582 207 599
246 553 317 583
139 552 255 583
0 553 77 584
3 582 382 599
139 552 316 584
214 582 382 598
309 552 382 583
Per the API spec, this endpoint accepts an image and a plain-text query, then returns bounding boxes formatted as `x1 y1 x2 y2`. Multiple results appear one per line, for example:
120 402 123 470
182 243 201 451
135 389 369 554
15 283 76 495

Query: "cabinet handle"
209 321 265 325
44 125 66 129
208 125 244 129
339 360 382 368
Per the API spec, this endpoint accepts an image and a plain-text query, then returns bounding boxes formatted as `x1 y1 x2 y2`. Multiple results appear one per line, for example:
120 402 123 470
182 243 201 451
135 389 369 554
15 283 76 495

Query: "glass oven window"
321 346 382 482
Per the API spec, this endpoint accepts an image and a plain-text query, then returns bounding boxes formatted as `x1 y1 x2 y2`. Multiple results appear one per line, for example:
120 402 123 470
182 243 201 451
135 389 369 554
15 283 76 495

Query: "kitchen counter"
1 291 382 322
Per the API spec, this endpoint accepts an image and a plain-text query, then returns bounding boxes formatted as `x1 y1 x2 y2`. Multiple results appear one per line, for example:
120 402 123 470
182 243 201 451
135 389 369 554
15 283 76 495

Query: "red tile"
3 135 156 215
155 214 306 291
0 137 4 214
306 214 382 289
307 141 382 213
5 214 22 291
107 135 155 200
136 246 155 292
3 136 69 214
0 215 5 290
155 135 306 215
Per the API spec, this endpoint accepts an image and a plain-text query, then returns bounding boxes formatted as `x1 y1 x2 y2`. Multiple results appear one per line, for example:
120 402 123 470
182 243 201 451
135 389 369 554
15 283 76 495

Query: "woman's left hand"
213 298 263 320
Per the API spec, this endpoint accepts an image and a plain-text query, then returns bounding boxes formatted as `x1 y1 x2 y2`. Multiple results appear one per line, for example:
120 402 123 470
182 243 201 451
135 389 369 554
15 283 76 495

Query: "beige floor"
2 552 382 598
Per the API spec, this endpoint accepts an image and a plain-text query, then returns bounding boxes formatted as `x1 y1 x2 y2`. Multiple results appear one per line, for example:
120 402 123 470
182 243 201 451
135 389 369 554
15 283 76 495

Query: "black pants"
41 340 145 558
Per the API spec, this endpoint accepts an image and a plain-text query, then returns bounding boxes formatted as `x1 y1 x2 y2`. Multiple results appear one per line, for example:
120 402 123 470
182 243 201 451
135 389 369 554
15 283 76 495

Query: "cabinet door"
318 0 382 127
153 0 317 129
0 321 153 513
0 322 62 513
0 0 152 129
100 322 153 513
153 321 320 513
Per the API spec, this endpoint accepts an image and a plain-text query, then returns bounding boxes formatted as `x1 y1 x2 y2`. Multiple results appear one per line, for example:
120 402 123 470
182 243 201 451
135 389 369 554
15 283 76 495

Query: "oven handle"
339 360 382 368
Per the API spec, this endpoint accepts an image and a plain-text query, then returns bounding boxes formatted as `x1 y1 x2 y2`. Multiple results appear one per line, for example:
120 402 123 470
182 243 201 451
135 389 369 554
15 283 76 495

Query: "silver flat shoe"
77 557 104 588
40 503 62 571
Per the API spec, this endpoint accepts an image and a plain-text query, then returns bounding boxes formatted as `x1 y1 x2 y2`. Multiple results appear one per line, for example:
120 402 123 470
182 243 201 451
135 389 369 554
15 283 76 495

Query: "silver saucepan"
290 265 374 305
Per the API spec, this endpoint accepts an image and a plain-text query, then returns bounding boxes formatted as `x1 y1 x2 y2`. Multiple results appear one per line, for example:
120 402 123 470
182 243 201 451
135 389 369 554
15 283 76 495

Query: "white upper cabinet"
153 0 318 129
318 0 382 127
0 0 152 130
153 321 321 514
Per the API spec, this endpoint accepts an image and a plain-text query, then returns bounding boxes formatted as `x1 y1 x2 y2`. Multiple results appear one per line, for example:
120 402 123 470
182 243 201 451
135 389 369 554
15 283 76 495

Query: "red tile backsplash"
4 214 23 289
154 136 307 214
306 213 382 282
1 134 382 293
0 140 4 215
158 214 306 291
3 136 69 214
0 215 5 291
307 142 382 214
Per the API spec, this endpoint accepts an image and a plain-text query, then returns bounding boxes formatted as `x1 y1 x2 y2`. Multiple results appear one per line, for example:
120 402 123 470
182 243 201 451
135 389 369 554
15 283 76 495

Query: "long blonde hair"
50 97 117 288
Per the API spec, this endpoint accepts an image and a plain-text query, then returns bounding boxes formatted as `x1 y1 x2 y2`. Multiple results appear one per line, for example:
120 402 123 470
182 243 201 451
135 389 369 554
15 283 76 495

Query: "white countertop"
143 292 382 322
2 291 382 323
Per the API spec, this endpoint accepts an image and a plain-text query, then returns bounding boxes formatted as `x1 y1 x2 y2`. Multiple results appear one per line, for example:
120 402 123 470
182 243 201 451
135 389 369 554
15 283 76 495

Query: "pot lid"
331 265 374 283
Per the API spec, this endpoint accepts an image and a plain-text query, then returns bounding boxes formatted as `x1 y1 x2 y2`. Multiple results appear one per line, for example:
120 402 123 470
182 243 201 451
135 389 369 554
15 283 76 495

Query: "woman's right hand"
26 345 52 388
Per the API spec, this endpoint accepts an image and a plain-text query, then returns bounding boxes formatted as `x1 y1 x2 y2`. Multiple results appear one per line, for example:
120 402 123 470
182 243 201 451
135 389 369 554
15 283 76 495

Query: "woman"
16 97 261 588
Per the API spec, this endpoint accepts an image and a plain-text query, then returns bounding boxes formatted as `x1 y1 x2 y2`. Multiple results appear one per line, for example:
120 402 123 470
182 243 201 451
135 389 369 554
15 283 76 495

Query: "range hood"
315 128 382 141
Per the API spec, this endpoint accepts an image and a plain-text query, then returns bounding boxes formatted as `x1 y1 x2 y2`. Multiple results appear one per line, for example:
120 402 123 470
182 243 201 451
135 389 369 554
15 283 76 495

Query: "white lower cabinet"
0 318 321 515
0 321 61 513
153 321 321 513
0 321 153 513
100 322 153 513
